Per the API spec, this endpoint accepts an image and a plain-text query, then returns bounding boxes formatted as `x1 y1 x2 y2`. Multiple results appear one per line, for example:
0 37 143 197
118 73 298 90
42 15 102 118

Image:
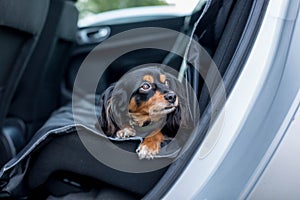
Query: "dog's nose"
164 92 176 104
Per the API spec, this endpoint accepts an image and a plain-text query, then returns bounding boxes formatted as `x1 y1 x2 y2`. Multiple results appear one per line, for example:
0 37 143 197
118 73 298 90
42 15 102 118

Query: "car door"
63 4 202 100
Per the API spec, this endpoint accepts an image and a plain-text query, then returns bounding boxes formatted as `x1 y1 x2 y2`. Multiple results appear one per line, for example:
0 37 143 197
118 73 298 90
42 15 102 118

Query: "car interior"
0 0 268 199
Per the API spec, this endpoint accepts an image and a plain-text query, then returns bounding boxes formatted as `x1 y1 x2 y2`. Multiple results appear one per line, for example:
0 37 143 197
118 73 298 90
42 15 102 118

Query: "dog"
96 67 191 159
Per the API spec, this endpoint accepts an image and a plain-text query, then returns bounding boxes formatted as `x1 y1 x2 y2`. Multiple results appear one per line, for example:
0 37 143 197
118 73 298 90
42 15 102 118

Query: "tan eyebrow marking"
143 75 154 83
159 74 166 83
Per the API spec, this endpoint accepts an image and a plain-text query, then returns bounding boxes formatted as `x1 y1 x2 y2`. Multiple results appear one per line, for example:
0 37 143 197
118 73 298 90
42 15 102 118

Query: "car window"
77 0 201 27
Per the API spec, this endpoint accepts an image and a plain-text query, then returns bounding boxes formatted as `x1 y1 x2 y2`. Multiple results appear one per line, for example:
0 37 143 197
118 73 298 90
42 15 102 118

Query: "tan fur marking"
128 97 137 112
128 91 166 114
128 91 168 126
159 74 166 84
143 75 154 83
140 131 164 153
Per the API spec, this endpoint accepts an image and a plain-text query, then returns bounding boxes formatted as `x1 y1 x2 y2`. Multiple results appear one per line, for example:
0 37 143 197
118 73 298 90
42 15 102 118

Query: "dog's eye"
165 80 170 87
139 82 152 93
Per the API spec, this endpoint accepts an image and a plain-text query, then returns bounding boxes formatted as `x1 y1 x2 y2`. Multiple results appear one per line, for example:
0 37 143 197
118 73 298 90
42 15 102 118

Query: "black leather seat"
0 0 50 167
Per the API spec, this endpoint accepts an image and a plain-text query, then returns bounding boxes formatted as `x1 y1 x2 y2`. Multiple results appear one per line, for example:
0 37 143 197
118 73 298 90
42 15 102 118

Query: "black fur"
96 67 192 138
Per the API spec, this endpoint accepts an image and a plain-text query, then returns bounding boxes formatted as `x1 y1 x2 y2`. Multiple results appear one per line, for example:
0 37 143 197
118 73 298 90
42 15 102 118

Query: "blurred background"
76 0 199 19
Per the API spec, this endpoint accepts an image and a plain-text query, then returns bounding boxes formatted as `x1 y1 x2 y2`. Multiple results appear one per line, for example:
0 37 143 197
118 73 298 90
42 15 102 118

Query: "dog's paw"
116 127 136 138
136 143 159 160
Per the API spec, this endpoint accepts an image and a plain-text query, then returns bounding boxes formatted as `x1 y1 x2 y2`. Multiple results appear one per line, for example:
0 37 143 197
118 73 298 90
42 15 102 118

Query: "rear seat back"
8 0 79 139
0 0 50 167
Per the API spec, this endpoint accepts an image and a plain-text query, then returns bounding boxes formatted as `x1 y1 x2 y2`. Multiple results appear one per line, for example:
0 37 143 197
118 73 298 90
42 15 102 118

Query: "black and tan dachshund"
96 67 191 159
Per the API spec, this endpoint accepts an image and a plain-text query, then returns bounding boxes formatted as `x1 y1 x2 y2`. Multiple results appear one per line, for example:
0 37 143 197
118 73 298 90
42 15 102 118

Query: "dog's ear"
109 84 130 129
97 82 130 136
166 74 193 131
97 84 118 136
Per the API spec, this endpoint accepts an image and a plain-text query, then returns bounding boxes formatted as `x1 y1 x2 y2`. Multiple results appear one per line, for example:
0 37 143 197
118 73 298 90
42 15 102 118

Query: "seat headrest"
0 0 50 34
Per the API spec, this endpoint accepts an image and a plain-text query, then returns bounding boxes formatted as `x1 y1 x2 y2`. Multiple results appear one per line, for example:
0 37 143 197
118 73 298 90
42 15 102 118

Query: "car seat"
8 0 79 141
0 0 50 167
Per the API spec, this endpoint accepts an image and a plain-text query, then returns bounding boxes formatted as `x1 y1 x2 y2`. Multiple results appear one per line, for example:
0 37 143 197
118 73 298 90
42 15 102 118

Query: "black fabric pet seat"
0 95 190 197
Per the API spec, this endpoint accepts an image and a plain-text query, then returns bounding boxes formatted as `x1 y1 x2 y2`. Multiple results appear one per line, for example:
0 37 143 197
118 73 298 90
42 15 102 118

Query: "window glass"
77 0 200 27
